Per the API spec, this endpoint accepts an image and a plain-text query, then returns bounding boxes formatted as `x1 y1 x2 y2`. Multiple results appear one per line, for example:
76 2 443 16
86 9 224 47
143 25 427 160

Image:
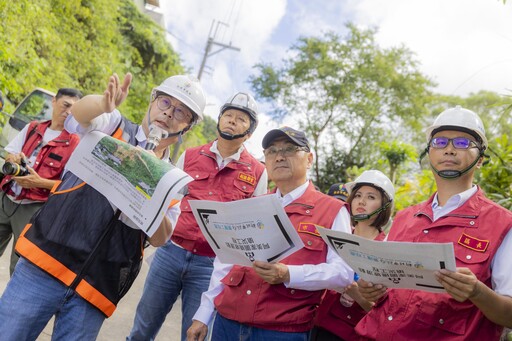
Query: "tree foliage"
0 0 216 150
0 0 183 120
477 135 512 210
376 140 417 185
249 24 435 191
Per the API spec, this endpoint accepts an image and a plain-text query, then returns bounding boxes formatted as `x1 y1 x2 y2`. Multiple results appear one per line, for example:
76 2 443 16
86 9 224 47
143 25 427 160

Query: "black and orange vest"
16 117 145 317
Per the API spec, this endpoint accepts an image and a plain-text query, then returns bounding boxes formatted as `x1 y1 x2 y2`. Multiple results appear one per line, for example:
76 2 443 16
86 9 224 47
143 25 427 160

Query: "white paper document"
66 131 193 237
318 229 456 293
189 195 304 266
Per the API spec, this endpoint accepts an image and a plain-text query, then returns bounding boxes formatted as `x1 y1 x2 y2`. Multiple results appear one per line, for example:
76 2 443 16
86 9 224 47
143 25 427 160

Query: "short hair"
56 88 83 100
347 184 392 232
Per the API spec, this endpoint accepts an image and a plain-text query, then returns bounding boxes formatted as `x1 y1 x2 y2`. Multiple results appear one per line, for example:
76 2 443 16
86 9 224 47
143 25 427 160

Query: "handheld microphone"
145 124 169 151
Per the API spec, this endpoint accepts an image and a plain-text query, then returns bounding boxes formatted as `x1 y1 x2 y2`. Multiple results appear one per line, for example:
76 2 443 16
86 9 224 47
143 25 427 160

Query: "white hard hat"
345 170 395 201
153 75 206 122
425 105 487 149
220 92 258 132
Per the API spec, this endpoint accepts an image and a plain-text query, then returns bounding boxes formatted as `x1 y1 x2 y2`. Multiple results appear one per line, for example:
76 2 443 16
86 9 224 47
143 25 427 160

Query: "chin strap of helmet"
352 201 391 222
419 144 484 180
216 124 251 140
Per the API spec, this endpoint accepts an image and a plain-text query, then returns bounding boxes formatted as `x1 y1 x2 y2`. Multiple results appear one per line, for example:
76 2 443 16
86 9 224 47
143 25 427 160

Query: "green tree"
0 0 183 123
376 140 417 185
249 24 434 191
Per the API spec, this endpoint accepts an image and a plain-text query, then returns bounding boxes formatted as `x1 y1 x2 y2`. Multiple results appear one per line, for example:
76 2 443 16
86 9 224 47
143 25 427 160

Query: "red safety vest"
1 120 79 201
356 188 512 340
171 141 266 256
313 231 386 340
215 183 347 332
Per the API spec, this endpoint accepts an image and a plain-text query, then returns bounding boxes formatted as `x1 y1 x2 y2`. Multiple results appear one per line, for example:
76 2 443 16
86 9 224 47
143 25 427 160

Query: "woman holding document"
310 170 395 341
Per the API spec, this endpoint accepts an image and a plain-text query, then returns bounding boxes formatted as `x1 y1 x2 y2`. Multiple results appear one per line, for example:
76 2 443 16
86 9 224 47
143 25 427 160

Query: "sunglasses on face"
430 137 478 149
155 96 192 122
263 145 309 158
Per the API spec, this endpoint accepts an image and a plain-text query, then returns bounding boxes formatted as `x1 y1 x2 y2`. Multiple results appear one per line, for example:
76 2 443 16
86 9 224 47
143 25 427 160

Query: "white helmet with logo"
345 170 395 201
153 75 206 123
425 105 487 150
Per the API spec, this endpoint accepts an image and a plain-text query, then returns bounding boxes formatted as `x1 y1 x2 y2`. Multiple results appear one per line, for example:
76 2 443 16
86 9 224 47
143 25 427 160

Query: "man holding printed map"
0 73 206 340
187 127 354 341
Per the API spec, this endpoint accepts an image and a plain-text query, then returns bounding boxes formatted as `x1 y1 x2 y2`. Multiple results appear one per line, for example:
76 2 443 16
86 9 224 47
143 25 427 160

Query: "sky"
161 0 512 157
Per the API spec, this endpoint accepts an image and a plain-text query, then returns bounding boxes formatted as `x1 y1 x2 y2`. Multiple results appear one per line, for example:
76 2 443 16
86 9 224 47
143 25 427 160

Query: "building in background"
133 0 164 27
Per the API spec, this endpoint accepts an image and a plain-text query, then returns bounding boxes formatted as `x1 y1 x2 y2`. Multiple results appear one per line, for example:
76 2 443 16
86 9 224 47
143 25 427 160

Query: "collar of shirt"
431 185 478 221
275 181 309 207
210 140 245 169
136 126 170 161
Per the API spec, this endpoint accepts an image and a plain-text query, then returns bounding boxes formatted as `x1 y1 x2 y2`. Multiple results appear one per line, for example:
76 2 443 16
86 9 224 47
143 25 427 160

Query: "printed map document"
66 131 193 237
318 229 456 293
189 195 304 266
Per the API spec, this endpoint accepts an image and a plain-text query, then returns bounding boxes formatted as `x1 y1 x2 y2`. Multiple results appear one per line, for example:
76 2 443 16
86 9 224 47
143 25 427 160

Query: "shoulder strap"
26 122 40 140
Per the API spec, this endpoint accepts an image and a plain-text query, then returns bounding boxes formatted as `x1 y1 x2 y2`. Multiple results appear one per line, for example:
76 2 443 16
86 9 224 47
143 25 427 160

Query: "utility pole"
171 20 240 163
197 20 241 80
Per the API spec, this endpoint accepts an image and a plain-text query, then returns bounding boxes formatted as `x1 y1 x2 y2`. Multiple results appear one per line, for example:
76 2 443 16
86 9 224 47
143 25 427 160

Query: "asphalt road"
0 242 182 341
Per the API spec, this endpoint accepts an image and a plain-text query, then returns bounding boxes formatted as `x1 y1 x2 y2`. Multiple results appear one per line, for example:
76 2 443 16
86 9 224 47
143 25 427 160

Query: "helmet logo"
177 82 193 96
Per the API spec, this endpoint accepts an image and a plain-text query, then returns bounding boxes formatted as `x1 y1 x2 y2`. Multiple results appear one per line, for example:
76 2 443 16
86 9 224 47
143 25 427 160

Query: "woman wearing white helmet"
345 170 394 231
311 170 394 341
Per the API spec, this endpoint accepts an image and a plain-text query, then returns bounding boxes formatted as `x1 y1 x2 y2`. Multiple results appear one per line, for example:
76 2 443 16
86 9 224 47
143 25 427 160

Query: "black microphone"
145 124 169 151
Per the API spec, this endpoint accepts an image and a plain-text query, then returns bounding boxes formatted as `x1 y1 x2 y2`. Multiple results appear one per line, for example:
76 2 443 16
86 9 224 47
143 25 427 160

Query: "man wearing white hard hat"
0 73 207 340
357 106 512 340
128 92 267 341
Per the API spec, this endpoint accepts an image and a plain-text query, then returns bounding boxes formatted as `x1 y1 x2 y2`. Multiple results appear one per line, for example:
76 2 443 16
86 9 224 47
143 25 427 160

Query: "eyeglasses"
430 137 479 149
263 145 309 158
155 96 193 122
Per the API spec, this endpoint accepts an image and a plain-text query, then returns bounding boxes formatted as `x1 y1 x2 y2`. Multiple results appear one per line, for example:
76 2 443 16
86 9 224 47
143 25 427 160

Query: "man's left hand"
252 261 290 284
13 167 44 189
435 267 481 302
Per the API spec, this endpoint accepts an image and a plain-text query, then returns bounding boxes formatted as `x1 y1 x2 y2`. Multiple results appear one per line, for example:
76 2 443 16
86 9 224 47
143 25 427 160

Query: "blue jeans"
212 314 309 341
0 258 105 340
127 241 215 341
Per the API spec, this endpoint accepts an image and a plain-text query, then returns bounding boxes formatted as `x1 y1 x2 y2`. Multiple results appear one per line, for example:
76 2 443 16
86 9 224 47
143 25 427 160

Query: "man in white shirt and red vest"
187 126 354 341
0 88 82 275
357 106 512 340
128 92 268 341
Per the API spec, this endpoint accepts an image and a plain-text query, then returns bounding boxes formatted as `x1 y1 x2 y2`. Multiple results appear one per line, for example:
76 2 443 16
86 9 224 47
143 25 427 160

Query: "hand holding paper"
252 261 290 284
67 131 193 237
318 228 457 293
189 195 304 266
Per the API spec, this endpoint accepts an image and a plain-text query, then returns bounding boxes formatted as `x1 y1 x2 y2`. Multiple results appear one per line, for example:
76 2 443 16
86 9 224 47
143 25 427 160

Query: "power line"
451 59 512 95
